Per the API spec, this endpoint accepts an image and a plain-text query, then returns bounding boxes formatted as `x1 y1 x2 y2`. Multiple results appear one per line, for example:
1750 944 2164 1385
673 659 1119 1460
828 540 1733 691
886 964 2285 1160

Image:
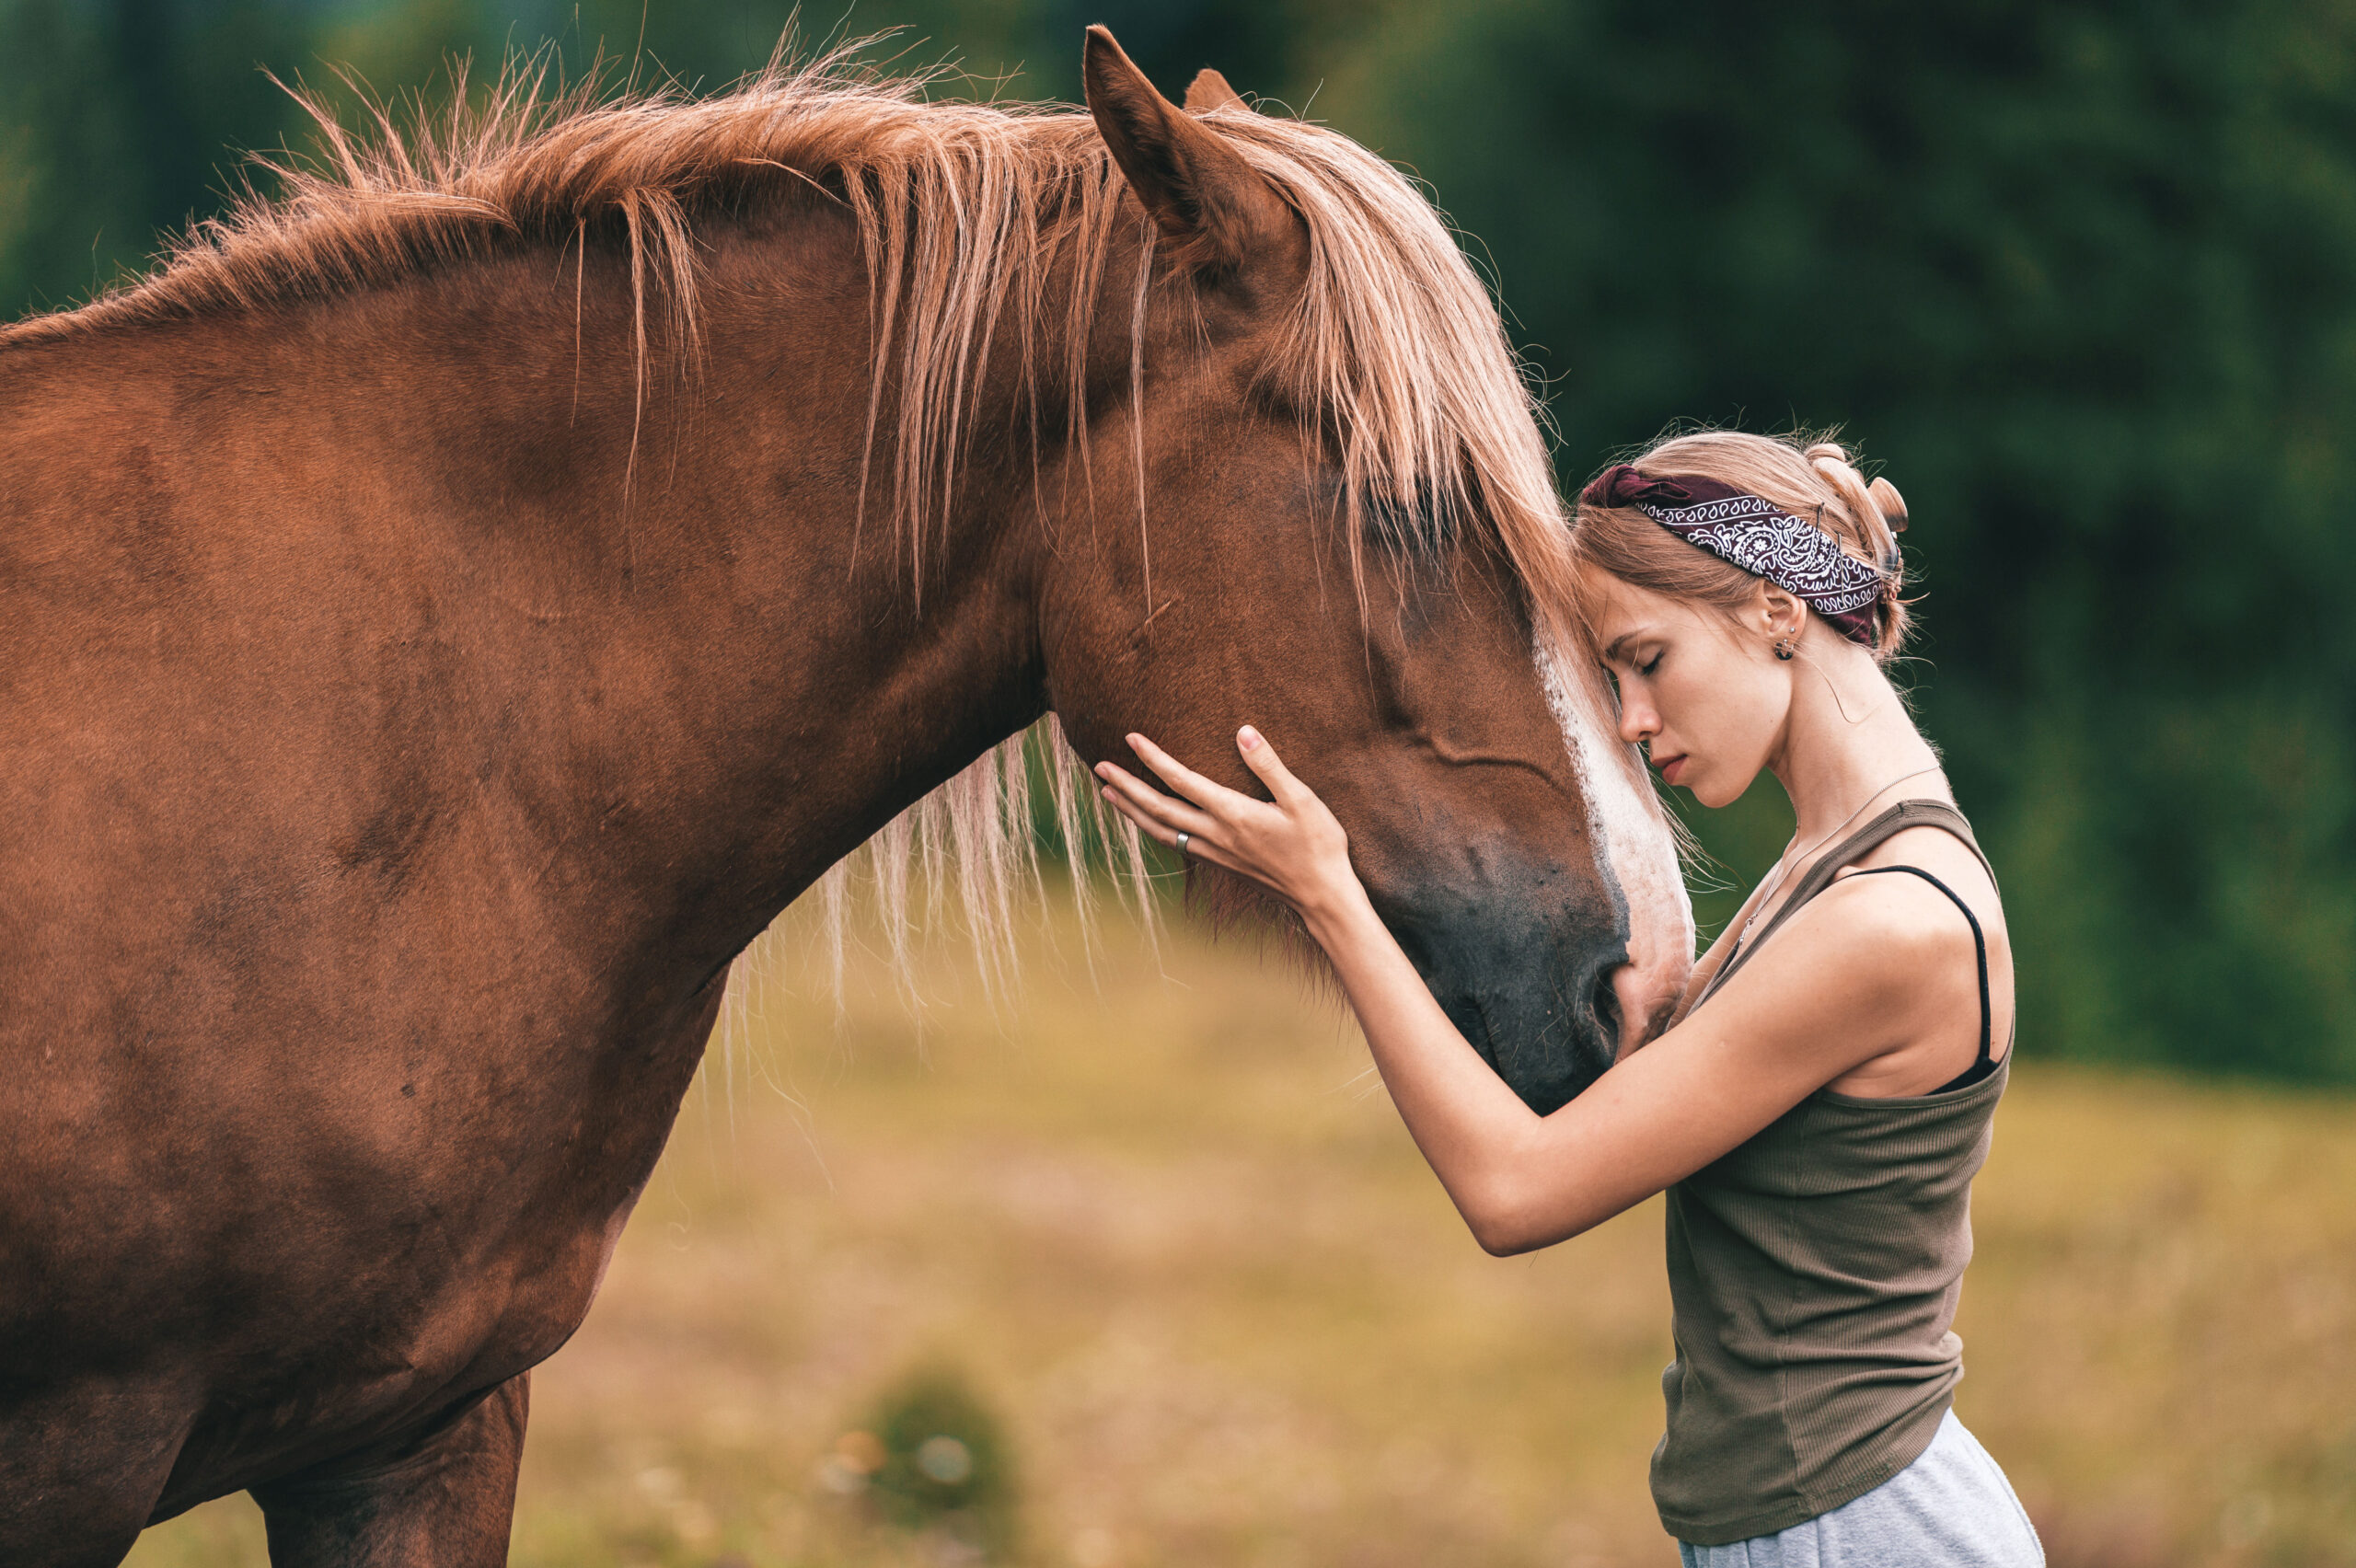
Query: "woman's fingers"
1123 732 1255 816
1234 724 1307 802
1098 780 1251 877
1098 783 1177 847
1097 761 1218 836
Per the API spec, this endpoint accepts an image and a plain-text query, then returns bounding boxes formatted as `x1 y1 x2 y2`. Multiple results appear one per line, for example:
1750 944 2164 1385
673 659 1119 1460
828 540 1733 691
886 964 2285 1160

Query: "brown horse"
0 29 1690 1566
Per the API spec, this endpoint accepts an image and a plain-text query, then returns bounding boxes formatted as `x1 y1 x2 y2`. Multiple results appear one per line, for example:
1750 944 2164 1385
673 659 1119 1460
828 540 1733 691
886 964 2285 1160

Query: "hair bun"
1804 440 1903 575
1867 476 1908 534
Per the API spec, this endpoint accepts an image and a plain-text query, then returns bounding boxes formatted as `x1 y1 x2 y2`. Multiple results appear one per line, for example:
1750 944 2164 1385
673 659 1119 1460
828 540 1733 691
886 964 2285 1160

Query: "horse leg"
250 1374 530 1568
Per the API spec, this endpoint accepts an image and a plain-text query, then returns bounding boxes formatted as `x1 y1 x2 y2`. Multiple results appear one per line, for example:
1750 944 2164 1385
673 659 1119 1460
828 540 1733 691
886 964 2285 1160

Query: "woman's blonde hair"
1571 430 1913 663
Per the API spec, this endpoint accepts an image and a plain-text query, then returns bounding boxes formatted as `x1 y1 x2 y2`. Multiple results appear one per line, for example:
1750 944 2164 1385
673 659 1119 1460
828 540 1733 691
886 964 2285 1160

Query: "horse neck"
324 225 1051 990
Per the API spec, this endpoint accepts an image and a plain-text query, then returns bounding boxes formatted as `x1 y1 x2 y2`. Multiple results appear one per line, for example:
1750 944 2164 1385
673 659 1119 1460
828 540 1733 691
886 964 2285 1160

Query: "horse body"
0 34 1690 1564
4 213 1042 1538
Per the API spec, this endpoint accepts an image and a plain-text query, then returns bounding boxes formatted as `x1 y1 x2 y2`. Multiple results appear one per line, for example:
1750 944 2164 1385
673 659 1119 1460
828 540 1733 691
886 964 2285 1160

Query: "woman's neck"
1764 639 1945 847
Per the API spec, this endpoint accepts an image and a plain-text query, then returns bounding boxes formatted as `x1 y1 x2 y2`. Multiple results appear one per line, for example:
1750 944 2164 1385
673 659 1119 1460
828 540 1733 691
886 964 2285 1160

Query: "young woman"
1093 431 2043 1565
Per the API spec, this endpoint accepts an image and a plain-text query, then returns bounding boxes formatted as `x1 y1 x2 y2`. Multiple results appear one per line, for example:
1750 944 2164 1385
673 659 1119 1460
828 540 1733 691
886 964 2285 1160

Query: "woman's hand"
1093 728 1367 927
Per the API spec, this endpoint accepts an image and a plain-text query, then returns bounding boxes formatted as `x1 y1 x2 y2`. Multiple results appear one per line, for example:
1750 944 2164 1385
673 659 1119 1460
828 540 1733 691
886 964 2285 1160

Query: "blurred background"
6 1 2353 1564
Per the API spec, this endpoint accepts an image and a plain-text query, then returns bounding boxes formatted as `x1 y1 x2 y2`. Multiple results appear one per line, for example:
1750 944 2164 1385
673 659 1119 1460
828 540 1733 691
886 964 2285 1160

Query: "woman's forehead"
1591 577 1681 636
1588 577 1738 663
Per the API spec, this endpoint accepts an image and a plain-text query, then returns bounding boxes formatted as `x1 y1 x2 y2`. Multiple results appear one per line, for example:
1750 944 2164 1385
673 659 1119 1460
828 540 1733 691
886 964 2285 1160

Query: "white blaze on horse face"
1538 641 1696 1053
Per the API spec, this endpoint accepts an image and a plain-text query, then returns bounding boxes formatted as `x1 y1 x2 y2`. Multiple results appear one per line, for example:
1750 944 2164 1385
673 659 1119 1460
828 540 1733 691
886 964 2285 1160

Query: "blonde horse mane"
8 40 1644 1004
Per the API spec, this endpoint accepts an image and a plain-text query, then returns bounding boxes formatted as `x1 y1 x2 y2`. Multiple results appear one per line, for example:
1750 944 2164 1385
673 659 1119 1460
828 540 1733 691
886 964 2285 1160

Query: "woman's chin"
1657 755 1742 807
1686 772 1742 809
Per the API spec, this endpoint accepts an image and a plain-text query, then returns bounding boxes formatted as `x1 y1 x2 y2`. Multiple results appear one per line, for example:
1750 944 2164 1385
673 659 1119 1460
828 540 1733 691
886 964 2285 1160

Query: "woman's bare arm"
1097 728 1974 1254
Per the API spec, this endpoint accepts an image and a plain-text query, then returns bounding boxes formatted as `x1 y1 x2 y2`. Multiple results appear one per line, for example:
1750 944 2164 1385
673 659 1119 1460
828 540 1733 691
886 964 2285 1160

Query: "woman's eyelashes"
1600 646 1661 704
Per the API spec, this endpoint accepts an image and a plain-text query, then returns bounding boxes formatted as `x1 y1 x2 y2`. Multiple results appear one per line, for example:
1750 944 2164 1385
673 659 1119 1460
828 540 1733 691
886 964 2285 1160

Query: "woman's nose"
1617 701 1656 747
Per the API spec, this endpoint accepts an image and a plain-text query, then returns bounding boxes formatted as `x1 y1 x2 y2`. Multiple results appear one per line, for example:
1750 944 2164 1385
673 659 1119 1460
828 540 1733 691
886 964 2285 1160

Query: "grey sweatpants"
1678 1412 2045 1567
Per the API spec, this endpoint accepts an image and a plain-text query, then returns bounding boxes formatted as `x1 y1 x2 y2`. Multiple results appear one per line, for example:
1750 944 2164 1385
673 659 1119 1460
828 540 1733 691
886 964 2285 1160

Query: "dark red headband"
1579 464 1883 645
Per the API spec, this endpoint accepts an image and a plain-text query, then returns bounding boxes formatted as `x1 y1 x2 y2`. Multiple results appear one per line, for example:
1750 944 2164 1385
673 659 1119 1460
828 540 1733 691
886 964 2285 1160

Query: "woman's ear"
1759 584 1808 647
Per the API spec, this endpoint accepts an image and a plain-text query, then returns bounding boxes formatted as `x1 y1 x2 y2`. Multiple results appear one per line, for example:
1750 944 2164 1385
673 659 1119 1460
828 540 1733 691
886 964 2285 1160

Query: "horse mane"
7 43 1648 1006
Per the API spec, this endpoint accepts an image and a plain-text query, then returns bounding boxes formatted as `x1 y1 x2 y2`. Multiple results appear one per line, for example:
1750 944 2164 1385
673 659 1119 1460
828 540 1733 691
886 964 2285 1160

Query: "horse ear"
1184 67 1247 113
1083 26 1291 272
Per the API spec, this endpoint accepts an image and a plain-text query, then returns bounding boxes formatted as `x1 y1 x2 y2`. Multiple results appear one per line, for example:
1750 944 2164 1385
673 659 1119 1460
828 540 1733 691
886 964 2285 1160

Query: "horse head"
1036 30 1692 1112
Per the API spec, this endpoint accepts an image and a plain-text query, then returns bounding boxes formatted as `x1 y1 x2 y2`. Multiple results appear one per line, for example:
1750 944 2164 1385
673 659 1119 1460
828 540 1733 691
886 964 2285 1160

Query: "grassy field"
128 888 2356 1568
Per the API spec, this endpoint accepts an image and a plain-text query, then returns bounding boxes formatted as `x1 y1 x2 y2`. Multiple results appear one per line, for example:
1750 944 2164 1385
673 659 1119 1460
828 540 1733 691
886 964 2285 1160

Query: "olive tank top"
1650 800 2011 1546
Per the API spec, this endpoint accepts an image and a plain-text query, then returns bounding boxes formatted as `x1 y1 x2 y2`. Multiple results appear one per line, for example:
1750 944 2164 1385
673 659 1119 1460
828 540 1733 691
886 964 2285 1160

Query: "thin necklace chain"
1737 765 1945 947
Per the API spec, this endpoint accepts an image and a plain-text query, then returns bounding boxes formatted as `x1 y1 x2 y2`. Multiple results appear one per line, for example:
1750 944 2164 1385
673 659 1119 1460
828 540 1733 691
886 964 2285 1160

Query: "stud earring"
1774 638 1796 661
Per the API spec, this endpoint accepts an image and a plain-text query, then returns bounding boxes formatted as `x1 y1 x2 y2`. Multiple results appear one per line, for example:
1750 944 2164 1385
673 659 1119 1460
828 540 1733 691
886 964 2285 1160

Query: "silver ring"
1174 831 1191 859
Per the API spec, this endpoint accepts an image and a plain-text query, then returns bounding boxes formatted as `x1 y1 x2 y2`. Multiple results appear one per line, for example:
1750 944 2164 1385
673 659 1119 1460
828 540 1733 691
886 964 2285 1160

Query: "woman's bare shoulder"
1847 824 2004 915
1800 856 2010 1091
1683 871 1975 1077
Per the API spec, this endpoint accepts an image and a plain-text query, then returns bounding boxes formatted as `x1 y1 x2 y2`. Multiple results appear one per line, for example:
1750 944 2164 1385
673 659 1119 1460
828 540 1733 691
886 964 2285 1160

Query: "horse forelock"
6 40 1674 1000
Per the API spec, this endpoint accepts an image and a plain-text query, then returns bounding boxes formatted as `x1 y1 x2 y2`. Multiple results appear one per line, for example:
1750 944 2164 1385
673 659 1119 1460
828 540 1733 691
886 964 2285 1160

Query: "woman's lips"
1655 753 1688 785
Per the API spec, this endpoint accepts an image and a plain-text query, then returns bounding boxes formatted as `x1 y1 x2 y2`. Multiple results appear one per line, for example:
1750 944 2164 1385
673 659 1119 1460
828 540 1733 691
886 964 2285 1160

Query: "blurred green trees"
6 0 2353 1081
1322 2 2356 1084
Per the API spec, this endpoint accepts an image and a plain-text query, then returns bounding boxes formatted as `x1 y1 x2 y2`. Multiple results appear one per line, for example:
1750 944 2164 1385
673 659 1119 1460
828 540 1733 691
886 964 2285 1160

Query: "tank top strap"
1697 799 1994 1009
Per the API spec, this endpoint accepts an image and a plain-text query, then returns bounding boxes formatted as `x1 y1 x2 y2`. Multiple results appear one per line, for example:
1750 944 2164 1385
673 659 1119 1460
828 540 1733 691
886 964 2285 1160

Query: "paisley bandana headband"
1579 463 1884 645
